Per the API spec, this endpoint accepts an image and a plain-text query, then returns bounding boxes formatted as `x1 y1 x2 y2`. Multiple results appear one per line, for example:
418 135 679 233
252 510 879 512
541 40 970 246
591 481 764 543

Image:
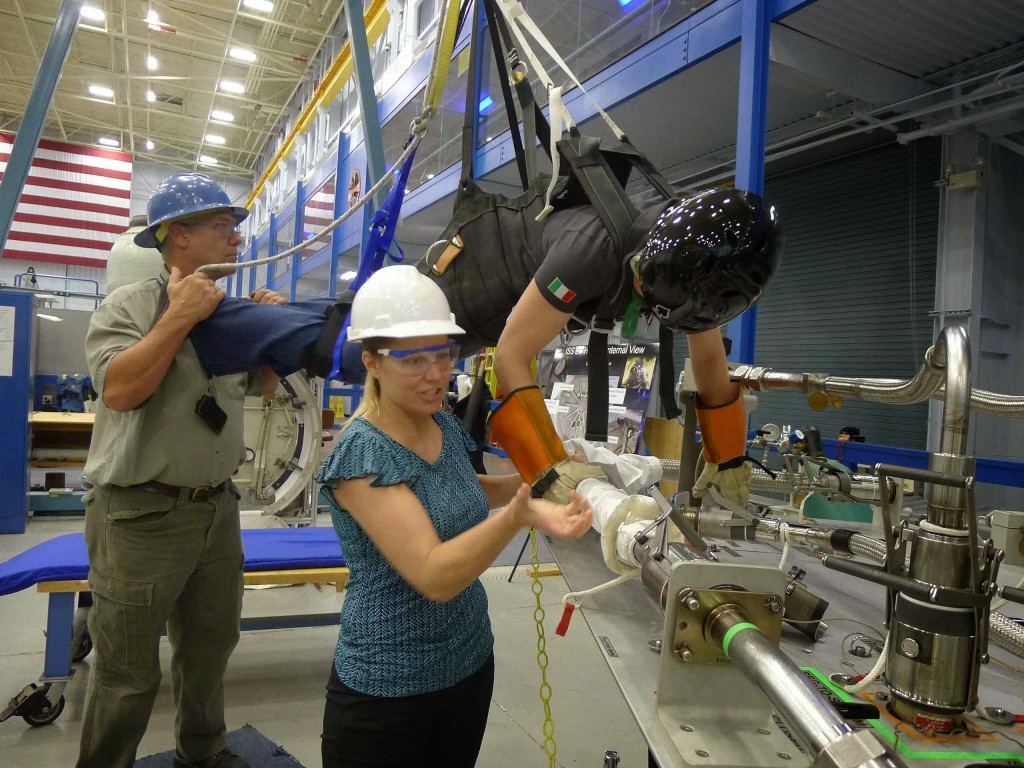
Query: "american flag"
0 132 132 268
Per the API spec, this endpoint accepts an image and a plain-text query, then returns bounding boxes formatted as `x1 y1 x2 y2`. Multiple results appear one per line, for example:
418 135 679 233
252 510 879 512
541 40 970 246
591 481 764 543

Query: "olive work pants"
75 483 244 768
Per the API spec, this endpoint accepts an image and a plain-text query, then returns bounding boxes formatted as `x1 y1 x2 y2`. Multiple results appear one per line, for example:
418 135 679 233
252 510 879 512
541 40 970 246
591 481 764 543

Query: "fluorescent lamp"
205 134 226 145
146 9 160 24
145 139 155 150
98 137 120 147
146 90 156 102
229 47 257 63
199 155 218 165
147 55 158 70
79 6 105 22
36 314 63 322
211 109 234 122
88 84 114 99
340 270 357 280
426 173 435 180
219 80 245 94
243 0 274 12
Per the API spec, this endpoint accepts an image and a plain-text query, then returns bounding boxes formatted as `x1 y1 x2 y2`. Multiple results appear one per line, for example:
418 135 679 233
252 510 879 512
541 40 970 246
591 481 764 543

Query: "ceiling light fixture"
147 55 158 70
146 90 156 102
243 0 275 12
199 155 219 165
36 314 63 323
145 139 155 150
79 6 105 22
87 84 114 99
98 137 120 147
205 134 226 145
339 270 357 281
146 9 160 25
229 47 257 63
210 109 234 122
218 80 245 94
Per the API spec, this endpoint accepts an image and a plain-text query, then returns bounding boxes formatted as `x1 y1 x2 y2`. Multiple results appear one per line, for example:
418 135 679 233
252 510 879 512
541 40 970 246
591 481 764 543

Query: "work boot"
172 748 250 768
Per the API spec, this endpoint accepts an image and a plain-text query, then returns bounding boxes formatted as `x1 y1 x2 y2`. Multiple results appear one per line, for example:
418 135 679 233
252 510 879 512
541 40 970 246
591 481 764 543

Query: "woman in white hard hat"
315 266 592 768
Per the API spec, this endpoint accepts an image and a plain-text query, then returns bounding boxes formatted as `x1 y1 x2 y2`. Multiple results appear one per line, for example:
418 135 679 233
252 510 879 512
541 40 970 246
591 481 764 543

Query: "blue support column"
291 181 304 301
0 0 81 252
727 0 771 363
346 0 386 209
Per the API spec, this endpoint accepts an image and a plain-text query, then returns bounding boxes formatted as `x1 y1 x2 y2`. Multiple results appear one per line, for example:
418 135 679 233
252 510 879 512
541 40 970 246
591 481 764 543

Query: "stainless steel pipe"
707 607 905 768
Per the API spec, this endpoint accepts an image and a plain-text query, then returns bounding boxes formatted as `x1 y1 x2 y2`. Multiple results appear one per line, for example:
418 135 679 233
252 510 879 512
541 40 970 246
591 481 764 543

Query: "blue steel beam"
346 0 387 210
728 0 771 364
0 0 82 253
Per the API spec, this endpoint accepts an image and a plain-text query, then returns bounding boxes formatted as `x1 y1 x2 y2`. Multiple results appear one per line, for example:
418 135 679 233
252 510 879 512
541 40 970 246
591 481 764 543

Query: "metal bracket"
672 587 784 664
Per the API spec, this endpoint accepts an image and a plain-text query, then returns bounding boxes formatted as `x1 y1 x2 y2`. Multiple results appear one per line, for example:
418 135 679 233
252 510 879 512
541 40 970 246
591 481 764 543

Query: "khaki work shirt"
83 276 261 488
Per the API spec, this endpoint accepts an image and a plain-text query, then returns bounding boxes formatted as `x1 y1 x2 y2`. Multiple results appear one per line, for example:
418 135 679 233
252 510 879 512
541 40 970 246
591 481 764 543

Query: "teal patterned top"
316 411 494 696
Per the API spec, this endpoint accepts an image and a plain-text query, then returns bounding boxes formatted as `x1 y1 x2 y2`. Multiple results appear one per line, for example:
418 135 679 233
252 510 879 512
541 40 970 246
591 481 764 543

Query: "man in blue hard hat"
77 172 281 768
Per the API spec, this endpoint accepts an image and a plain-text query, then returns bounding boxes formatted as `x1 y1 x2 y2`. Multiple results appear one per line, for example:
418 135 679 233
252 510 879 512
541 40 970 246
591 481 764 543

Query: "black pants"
321 654 495 768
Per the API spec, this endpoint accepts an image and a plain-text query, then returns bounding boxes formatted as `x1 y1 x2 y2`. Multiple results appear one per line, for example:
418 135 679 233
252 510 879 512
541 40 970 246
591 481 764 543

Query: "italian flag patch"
548 277 577 303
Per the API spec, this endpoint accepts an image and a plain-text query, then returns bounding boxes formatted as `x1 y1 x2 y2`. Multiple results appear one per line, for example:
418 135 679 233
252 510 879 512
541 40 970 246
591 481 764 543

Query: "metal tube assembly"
707 608 903 768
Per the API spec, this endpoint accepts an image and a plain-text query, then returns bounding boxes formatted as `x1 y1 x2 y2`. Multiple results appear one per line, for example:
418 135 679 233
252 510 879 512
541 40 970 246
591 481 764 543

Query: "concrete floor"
0 514 648 768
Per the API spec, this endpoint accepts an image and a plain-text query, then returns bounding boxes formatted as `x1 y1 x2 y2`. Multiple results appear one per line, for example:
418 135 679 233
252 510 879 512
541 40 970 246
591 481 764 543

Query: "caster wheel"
72 632 93 662
22 694 65 727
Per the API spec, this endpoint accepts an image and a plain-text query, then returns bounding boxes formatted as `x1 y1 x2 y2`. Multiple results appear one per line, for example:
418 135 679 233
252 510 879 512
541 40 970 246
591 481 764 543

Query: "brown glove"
541 459 608 504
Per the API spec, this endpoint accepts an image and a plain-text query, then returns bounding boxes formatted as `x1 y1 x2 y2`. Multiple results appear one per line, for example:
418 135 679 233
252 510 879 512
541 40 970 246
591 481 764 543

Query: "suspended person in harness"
182 186 780 505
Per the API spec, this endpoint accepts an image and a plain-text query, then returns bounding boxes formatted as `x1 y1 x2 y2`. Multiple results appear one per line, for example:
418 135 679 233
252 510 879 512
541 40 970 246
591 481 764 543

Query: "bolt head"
778 753 791 760
695 750 709 758
899 637 920 658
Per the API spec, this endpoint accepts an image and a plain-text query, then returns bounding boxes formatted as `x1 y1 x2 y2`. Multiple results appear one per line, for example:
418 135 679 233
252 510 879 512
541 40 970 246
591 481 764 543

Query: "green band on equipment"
721 622 761 658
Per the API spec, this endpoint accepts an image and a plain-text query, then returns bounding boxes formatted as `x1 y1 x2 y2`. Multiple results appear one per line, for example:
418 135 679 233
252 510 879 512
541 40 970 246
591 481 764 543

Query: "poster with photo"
543 342 659 453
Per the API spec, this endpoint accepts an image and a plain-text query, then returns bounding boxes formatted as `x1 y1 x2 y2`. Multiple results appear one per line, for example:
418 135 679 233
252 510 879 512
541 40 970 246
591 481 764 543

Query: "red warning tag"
555 603 575 636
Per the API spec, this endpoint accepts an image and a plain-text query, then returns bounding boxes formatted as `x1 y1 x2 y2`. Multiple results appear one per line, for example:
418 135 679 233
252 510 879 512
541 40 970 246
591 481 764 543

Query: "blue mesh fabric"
316 411 494 696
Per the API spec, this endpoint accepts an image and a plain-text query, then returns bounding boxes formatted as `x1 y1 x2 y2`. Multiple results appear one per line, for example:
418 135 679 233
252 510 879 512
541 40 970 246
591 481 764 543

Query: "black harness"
421 0 682 439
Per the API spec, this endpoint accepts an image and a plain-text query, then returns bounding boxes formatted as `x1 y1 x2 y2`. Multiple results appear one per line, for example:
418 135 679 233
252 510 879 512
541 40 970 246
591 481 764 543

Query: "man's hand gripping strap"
696 386 747 465
488 386 568 494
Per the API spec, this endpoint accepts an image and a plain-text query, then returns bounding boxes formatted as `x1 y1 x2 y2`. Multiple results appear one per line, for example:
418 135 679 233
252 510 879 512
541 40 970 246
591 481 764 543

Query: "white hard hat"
348 265 465 341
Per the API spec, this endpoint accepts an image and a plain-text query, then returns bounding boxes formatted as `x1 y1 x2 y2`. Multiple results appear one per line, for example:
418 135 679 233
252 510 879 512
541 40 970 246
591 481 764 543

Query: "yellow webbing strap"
422 0 463 117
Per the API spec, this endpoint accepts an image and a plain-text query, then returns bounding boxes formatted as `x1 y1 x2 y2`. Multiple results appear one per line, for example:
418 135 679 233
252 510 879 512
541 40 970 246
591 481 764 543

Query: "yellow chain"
529 528 557 767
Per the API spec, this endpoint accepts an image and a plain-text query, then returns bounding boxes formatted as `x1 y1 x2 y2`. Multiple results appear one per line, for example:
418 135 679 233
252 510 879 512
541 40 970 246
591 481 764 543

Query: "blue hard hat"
135 172 249 248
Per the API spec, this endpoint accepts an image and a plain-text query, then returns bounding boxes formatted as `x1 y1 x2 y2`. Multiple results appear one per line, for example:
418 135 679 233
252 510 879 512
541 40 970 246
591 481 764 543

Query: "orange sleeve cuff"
488 386 569 486
696 389 748 464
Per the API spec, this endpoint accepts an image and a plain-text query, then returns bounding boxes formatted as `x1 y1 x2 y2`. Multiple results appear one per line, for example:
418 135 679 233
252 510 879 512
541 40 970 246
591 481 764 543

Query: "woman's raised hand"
508 483 592 540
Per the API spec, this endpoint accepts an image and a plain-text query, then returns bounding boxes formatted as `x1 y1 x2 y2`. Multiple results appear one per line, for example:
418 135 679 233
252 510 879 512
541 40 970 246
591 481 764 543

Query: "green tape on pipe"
721 622 762 658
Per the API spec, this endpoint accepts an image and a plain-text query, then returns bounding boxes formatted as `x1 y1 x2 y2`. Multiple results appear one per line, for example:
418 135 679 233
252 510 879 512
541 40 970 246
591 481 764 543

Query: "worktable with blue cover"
0 527 347 726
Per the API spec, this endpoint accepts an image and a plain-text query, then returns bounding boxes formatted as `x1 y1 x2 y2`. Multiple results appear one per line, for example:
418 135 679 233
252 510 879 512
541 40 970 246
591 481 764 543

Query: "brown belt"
130 479 229 501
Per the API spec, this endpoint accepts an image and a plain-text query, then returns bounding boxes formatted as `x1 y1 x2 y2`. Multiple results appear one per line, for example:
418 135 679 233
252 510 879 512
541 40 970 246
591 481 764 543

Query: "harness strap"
658 324 681 420
585 326 612 441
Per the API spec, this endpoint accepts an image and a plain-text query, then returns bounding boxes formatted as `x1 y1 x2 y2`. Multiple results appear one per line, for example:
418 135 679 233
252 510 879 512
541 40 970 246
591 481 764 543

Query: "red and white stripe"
0 132 132 268
300 185 335 259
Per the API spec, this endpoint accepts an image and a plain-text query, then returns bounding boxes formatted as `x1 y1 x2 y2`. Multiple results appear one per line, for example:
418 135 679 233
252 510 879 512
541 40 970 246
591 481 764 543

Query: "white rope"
562 571 638 606
842 631 890 694
197 112 431 277
777 521 791 571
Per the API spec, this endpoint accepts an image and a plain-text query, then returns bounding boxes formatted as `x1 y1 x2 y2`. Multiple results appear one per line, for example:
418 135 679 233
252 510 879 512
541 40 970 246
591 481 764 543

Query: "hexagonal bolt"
695 750 710 758
763 596 781 612
674 643 694 662
681 593 700 611
778 753 792 760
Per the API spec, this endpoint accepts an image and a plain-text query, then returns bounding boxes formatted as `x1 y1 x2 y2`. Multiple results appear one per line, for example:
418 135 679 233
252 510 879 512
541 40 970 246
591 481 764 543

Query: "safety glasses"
378 342 461 376
184 219 241 239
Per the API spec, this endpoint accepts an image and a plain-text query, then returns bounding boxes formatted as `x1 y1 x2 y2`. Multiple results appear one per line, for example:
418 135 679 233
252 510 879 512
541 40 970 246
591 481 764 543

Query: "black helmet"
636 188 781 333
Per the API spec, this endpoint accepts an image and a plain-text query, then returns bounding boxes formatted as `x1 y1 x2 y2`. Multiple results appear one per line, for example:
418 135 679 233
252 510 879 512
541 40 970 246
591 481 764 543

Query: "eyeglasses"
378 342 461 376
185 219 241 239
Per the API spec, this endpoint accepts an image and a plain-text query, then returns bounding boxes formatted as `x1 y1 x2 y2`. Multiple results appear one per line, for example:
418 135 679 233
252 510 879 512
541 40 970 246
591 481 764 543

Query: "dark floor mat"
134 725 304 767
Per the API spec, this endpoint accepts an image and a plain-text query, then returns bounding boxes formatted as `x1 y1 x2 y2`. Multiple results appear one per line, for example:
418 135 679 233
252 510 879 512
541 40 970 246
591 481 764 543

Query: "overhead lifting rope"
196 0 467 279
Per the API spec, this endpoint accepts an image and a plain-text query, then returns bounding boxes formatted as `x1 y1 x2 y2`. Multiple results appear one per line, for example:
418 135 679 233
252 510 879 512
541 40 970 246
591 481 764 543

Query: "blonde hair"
338 338 386 435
